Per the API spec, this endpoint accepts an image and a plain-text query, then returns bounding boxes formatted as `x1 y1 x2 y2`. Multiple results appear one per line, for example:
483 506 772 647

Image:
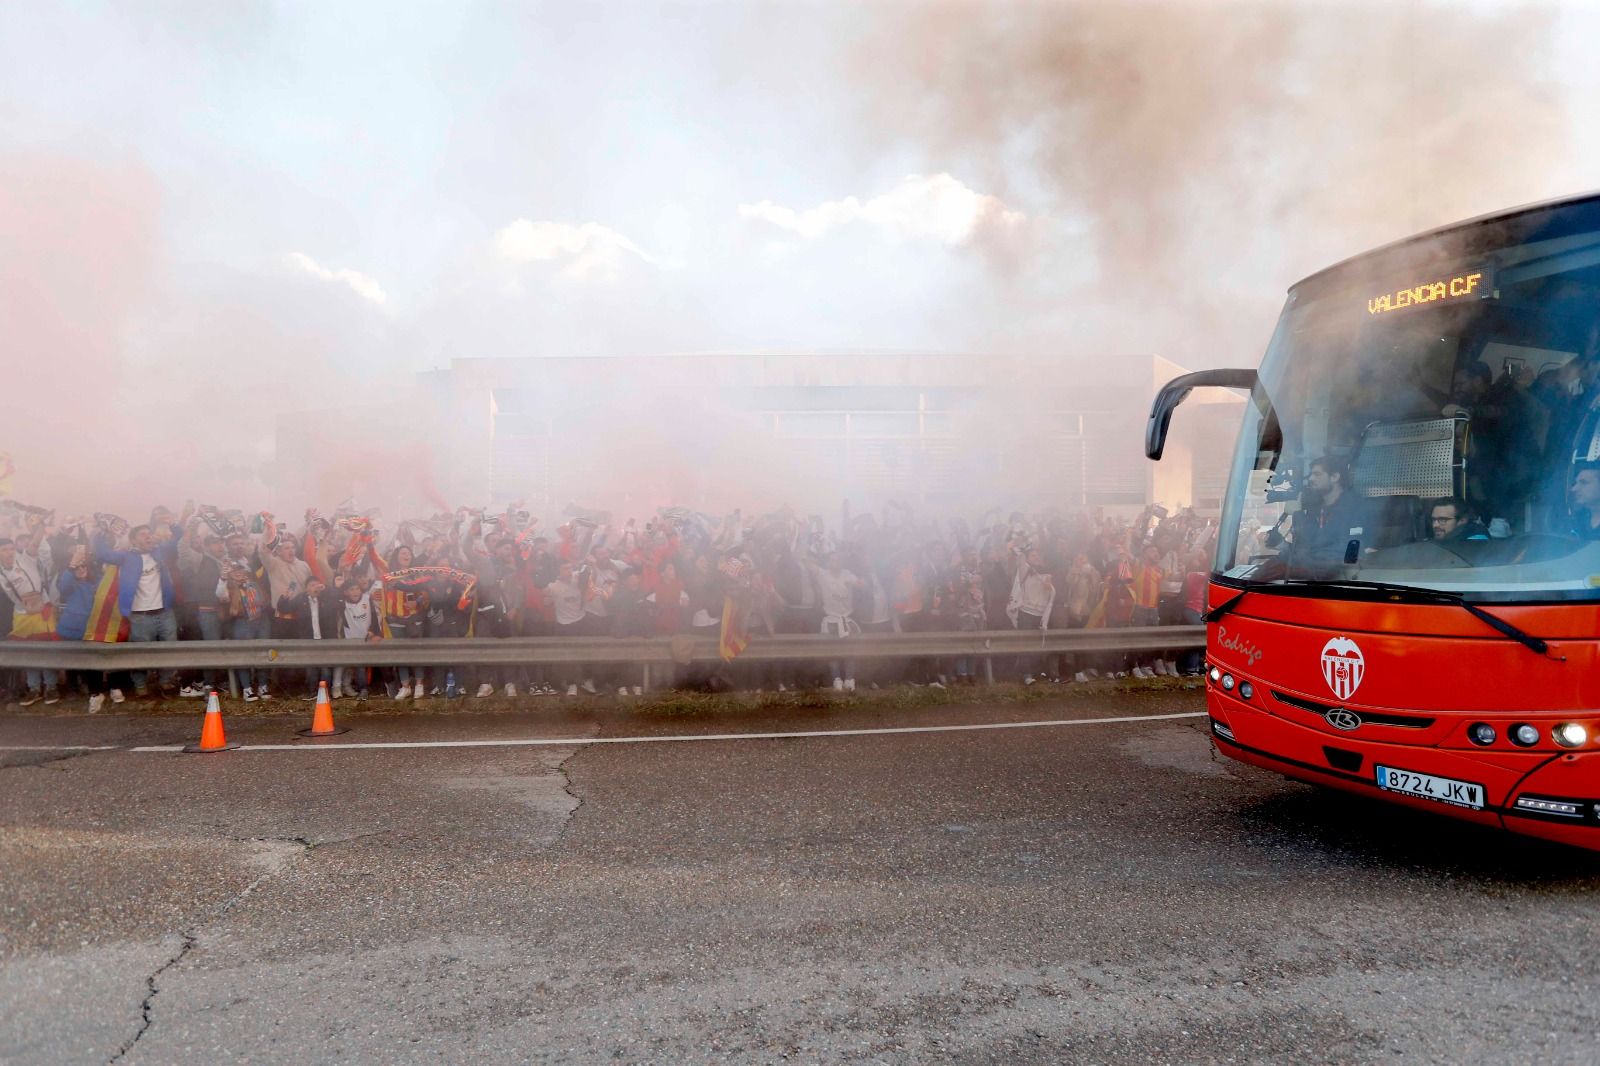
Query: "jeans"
1180 607 1205 674
229 613 271 692
821 616 856 682
386 618 420 688
197 609 223 689
1014 612 1047 678
128 608 179 690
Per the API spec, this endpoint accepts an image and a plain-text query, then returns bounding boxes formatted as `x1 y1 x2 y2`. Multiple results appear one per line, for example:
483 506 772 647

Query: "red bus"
1148 192 1600 851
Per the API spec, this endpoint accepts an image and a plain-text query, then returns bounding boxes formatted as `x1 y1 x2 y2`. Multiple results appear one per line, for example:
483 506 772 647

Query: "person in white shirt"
332 580 380 698
807 552 863 691
0 530 58 704
546 561 594 695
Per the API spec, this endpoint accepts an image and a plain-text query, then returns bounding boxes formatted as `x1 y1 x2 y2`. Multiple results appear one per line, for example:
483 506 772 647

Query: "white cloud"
494 219 659 282
738 173 1025 246
284 252 388 306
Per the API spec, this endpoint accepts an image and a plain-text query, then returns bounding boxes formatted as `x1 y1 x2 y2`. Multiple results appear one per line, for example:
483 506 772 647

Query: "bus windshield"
1217 202 1600 602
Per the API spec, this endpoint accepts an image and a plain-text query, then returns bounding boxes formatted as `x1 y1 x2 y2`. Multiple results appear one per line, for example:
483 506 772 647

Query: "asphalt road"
2 685 1598 1065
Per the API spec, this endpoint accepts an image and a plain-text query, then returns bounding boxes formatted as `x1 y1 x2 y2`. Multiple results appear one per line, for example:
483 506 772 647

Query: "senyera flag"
85 569 129 643
719 596 750 662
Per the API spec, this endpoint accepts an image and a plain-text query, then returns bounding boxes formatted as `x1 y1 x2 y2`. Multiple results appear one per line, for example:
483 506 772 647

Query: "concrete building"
272 351 1240 519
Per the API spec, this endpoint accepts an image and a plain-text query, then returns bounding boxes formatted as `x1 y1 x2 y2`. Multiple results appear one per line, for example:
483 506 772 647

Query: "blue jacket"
55 568 99 641
94 533 179 616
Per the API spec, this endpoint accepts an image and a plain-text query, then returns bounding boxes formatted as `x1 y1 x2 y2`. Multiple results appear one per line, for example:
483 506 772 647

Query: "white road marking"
120 711 1207 753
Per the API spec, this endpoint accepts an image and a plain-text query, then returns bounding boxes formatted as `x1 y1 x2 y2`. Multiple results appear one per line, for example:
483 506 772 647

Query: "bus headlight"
1221 673 1236 692
1209 667 1221 684
1554 723 1588 748
1467 723 1496 746
1510 723 1540 747
1238 681 1254 700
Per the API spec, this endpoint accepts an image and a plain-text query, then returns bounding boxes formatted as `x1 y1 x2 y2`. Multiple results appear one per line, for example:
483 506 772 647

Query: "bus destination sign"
1367 264 1493 316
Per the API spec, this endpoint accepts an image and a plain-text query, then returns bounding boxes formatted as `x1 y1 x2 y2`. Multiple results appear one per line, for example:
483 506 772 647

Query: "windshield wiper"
1277 578 1559 659
1203 589 1250 623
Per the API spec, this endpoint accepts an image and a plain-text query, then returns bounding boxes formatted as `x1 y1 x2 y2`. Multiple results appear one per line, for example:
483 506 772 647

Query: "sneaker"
476 683 494 698
429 686 442 696
632 685 642 697
358 689 369 701
343 683 360 698
179 685 205 698
88 694 105 714
567 684 579 697
778 683 788 693
929 680 946 690
110 688 126 704
259 686 272 700
243 687 258 702
504 683 517 699
18 689 41 707
833 677 844 691
1086 669 1101 680
1075 671 1090 683
580 680 597 695
43 687 60 705
844 678 856 692
1153 661 1170 677
412 686 424 700
1114 671 1129 679
301 691 318 702
1024 675 1036 686
395 684 412 700
617 686 628 696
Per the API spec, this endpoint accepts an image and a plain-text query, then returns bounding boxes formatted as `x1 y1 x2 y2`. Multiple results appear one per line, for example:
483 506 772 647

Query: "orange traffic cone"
183 690 238 753
296 680 349 737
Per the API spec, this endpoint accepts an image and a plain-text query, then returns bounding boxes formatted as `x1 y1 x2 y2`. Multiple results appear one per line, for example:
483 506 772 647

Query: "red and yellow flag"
718 596 750 662
85 568 128 643
1085 588 1108 630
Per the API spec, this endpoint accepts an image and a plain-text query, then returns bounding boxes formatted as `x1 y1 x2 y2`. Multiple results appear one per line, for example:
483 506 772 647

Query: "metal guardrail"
0 626 1204 675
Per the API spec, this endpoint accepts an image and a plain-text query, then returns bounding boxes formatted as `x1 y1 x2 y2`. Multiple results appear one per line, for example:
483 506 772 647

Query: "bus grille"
1271 690 1436 729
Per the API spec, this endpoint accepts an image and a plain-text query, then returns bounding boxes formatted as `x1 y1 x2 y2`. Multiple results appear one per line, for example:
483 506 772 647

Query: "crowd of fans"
0 498 1214 710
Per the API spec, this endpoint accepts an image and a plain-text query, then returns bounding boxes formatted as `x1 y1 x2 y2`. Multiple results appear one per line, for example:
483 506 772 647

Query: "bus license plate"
1375 765 1484 810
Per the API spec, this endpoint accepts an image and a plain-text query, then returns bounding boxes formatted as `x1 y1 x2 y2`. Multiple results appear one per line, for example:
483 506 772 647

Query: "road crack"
552 746 586 845
108 932 197 1063
106 836 319 1063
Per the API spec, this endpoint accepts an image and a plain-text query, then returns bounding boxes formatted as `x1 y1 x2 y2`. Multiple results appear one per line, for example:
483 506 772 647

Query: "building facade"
274 351 1240 519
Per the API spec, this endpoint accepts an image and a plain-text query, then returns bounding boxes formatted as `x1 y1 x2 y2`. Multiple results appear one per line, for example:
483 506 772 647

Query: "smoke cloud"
1 1 1595 521
846 1 1574 364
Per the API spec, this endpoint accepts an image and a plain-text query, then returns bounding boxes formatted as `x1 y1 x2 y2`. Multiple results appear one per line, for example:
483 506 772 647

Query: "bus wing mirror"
1145 369 1259 461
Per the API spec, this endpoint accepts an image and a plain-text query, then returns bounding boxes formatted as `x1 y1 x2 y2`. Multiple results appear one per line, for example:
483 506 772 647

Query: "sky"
5 0 1600 508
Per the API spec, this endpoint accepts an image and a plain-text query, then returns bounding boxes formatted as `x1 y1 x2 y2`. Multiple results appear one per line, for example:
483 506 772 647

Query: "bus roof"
1291 188 1600 292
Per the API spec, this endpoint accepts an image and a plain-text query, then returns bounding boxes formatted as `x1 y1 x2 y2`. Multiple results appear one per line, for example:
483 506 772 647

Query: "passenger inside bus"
1568 464 1600 540
1263 456 1368 574
1429 496 1488 542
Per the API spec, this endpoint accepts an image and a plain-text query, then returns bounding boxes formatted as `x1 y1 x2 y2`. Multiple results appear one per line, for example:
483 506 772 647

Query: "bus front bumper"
1207 688 1600 852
